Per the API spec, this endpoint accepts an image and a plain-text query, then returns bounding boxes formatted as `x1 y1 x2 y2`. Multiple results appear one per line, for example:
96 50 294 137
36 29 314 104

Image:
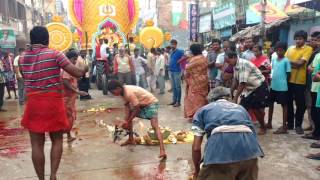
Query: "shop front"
212 2 236 39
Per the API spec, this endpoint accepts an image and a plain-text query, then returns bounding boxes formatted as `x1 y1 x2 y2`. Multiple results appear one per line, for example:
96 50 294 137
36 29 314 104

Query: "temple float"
68 0 140 49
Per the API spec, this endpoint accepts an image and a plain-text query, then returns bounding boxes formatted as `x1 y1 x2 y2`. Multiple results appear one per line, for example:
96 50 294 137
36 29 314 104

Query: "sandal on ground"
67 137 76 143
302 134 320 140
311 143 320 148
304 126 313 131
273 128 288 134
266 124 273 129
306 153 320 160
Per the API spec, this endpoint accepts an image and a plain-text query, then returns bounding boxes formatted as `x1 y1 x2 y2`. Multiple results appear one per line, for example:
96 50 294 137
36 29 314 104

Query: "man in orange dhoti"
62 50 88 142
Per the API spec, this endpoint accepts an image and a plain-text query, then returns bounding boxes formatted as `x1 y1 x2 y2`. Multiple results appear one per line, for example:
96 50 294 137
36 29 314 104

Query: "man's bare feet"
316 166 320 171
121 139 136 146
159 151 167 159
67 137 76 143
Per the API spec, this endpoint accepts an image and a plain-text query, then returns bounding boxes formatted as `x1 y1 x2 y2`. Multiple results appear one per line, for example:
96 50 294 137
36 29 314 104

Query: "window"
17 2 26 19
8 0 18 18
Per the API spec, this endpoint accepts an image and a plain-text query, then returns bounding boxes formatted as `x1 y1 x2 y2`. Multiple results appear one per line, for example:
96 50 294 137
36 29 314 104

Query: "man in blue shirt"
192 87 264 180
168 39 184 107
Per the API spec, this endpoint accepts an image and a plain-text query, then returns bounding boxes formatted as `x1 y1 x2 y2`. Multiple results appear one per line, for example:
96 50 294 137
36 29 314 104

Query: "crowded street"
0 88 319 180
1 0 320 180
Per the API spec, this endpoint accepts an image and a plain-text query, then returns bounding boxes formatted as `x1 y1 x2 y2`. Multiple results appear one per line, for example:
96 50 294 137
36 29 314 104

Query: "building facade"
156 0 214 50
0 0 58 53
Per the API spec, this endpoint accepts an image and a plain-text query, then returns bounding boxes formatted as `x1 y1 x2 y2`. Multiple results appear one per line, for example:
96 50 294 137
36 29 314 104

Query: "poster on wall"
189 4 199 42
0 29 16 48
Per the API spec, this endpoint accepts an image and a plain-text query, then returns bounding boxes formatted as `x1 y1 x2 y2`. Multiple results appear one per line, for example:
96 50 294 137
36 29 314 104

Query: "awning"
230 18 289 41
293 0 320 11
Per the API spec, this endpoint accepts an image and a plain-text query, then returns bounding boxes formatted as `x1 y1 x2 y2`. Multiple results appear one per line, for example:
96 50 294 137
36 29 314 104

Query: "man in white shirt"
13 48 25 105
146 48 157 92
100 39 109 61
241 37 256 61
155 49 166 94
132 48 147 88
215 40 232 87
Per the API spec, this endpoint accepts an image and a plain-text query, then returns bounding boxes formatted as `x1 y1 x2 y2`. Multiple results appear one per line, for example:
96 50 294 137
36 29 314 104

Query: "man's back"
192 99 264 165
19 45 70 92
123 85 158 107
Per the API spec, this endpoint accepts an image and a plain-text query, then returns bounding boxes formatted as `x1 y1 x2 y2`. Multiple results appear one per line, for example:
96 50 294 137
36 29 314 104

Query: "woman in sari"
184 43 209 121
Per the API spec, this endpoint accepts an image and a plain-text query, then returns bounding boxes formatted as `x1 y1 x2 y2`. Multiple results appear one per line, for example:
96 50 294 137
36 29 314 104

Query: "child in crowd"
62 50 88 142
268 42 291 134
107 80 167 159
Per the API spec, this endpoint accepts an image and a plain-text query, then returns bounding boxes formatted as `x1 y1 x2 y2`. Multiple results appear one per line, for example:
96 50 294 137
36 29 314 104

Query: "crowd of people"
0 50 19 111
94 29 320 177
1 25 320 179
189 30 320 178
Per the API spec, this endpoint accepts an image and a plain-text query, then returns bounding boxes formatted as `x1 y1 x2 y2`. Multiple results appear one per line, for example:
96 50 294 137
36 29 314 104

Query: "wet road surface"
0 87 319 180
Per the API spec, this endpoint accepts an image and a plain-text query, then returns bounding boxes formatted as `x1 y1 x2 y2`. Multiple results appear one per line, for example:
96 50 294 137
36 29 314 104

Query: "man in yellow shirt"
285 30 313 134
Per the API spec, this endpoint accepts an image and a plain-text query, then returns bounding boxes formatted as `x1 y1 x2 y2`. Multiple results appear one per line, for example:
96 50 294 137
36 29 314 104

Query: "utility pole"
260 0 267 46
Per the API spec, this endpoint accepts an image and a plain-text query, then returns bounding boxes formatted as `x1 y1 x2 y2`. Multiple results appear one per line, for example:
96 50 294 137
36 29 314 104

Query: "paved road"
0 86 319 180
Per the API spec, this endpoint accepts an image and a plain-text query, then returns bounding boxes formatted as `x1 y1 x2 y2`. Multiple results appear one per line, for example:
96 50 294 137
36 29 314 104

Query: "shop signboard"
189 4 199 42
0 29 16 48
212 3 236 30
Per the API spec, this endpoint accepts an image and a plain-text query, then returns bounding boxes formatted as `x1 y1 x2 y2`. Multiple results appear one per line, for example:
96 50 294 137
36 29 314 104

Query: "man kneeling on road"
192 87 264 180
